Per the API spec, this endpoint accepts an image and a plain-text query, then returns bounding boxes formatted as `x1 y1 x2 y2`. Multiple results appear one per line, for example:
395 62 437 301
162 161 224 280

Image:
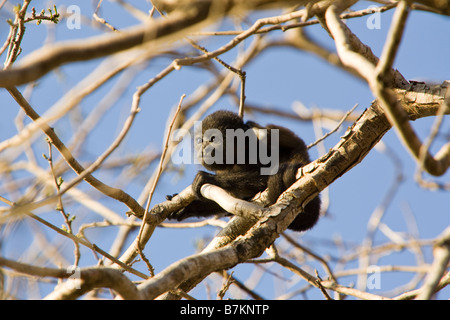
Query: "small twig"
217 271 234 300
170 289 196 300
160 217 228 229
45 140 80 266
136 94 185 276
4 0 31 68
307 103 359 149
282 232 338 284
193 3 399 37
415 100 450 190
93 0 119 32
265 247 387 300
416 227 450 300
314 270 333 300
25 5 60 25
0 195 148 279
185 39 246 118
395 271 450 300
216 271 265 300
357 141 405 289
238 72 246 118
6 87 146 217
0 19 15 59
149 0 165 17
173 9 310 69
264 243 319 288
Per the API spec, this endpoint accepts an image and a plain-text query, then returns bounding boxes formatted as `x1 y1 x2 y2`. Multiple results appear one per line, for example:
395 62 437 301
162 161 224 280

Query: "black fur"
168 110 320 231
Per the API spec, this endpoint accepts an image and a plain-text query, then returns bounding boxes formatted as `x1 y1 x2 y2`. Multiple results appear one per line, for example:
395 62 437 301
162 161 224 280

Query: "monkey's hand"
167 171 226 221
192 170 217 200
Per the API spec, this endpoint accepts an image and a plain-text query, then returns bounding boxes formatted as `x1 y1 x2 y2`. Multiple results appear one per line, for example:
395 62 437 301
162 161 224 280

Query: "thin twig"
4 0 31 68
193 3 398 37
45 140 80 266
416 227 450 300
307 103 359 149
415 100 450 189
93 0 119 32
185 39 247 117
136 94 185 276
6 86 146 217
0 195 148 280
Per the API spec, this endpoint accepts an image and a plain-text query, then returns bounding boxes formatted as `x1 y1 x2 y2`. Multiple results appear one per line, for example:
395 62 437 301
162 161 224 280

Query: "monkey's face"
195 110 245 171
195 128 224 170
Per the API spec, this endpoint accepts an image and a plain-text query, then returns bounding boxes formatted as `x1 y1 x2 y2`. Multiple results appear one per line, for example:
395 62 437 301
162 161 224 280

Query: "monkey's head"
195 110 250 172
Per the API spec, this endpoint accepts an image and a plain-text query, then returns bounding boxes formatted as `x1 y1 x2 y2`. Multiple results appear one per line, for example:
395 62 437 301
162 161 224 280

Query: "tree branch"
6 86 146 217
406 0 450 15
0 0 316 87
154 81 449 300
325 1 450 177
0 255 142 299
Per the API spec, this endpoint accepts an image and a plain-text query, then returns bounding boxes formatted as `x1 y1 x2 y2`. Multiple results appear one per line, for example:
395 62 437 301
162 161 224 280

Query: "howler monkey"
169 110 321 231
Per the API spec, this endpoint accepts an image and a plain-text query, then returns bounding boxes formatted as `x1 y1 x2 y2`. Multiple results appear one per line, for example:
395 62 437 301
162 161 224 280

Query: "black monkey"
169 110 321 231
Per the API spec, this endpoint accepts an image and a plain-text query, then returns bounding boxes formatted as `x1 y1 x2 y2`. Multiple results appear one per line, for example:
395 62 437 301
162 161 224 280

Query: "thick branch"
0 0 315 87
16 80 446 300
406 0 450 15
325 2 450 176
44 267 142 300
0 9 203 86
0 257 142 300
153 82 449 300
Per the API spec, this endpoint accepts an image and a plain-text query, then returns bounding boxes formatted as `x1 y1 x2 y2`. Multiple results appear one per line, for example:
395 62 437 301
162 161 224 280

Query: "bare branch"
325 1 450 176
156 83 449 299
416 227 450 300
6 87 146 217
406 0 450 15
1 0 448 300
0 0 317 87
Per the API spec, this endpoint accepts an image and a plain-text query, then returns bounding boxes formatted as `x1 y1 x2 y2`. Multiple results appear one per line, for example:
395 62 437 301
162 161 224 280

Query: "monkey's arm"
168 198 228 221
191 170 267 200
168 169 267 221
170 166 321 231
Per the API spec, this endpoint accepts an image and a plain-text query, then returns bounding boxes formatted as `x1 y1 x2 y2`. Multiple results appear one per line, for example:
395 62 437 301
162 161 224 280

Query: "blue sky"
0 1 449 299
